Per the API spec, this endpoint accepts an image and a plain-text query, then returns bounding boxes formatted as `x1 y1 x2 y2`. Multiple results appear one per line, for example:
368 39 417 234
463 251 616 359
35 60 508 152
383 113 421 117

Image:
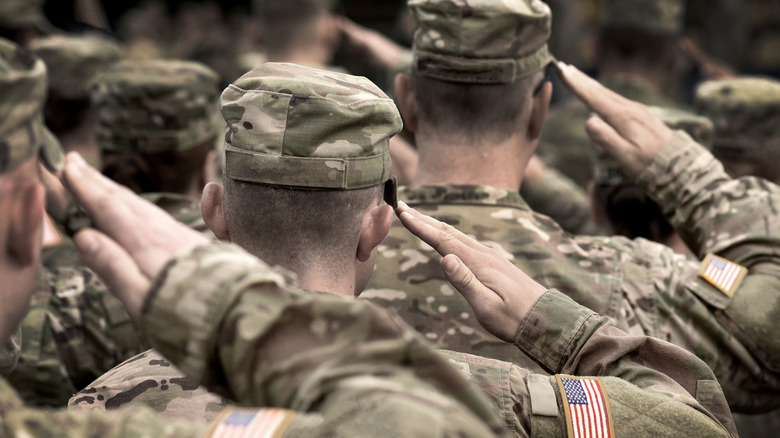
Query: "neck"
412 130 532 191
292 261 357 298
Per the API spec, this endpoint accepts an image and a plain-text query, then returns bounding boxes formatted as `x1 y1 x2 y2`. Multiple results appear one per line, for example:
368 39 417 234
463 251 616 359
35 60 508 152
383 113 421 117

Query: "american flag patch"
698 253 747 298
556 375 614 438
207 408 294 438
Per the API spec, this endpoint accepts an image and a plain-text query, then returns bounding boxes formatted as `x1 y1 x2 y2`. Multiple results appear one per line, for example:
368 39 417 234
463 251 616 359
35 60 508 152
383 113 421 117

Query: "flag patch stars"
556 375 614 438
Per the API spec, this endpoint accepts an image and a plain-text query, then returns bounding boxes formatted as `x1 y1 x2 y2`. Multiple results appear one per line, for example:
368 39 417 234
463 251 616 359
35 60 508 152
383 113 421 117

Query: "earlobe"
394 73 418 133
356 204 393 262
528 81 552 140
8 182 45 266
201 183 231 242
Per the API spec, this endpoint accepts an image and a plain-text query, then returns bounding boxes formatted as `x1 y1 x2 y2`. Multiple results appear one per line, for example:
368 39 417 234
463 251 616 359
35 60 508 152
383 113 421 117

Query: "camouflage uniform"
66 62 737 436
366 0 780 416
0 0 52 34
0 40 505 437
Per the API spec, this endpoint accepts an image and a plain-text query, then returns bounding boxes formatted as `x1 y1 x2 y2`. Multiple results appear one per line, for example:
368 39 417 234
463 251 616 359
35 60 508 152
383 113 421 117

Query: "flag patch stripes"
698 253 747 298
208 408 295 438
556 375 614 438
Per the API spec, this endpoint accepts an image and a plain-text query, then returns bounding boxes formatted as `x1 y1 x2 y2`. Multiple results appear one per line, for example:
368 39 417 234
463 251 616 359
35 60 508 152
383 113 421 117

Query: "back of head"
90 58 220 194
408 0 554 143
220 62 401 269
592 106 713 241
0 37 62 177
597 0 684 67
695 77 780 181
253 0 335 57
30 34 125 134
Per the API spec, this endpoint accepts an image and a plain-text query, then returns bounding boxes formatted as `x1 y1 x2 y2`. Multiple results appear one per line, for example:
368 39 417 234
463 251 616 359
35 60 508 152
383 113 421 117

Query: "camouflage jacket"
364 131 780 413
8 193 207 407
519 165 603 235
68 284 736 437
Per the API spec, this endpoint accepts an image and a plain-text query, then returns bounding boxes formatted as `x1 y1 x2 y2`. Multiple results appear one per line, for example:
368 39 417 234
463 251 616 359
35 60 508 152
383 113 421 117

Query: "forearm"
142 243 505 437
513 289 736 435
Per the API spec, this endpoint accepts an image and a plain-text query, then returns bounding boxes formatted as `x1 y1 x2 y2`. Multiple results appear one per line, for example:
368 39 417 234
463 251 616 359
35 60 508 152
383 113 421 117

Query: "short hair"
223 177 383 271
409 65 540 144
101 137 215 195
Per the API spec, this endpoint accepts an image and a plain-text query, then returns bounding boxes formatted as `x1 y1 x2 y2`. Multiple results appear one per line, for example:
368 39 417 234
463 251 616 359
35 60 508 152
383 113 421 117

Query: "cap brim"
38 125 64 173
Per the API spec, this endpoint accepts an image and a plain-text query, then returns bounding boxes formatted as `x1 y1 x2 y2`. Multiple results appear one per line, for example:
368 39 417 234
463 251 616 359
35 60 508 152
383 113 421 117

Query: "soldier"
90 58 221 232
695 77 780 184
0 37 505 437
534 0 687 209
68 62 738 437
365 0 780 415
30 34 125 168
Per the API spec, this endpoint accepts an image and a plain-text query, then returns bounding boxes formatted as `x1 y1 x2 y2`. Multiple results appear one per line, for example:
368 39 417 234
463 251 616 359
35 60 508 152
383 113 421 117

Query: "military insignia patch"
42 213 63 248
698 253 747 298
207 408 295 438
556 375 614 438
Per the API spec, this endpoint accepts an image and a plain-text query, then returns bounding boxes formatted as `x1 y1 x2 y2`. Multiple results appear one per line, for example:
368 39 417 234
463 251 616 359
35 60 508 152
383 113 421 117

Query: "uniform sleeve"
0 377 206 437
635 130 780 410
141 243 508 438
520 166 604 235
511 289 736 437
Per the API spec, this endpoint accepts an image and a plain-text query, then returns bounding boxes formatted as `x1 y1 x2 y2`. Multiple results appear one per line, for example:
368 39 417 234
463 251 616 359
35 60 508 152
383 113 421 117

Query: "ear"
394 73 418 133
527 81 552 141
356 204 393 262
199 149 218 190
8 182 45 266
201 182 231 242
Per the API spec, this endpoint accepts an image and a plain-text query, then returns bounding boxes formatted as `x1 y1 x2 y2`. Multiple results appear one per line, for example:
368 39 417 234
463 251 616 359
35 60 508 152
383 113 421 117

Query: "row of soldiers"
2 0 780 436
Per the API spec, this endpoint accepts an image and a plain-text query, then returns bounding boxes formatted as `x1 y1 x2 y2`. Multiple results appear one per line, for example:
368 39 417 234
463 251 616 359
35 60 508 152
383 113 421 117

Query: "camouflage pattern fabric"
0 37 63 176
695 77 780 161
519 166 603 235
0 328 21 377
0 0 50 31
29 35 125 100
409 0 554 84
9 192 208 407
69 349 228 422
6 266 143 407
4 242 511 437
364 131 780 413
537 76 683 187
90 59 221 154
69 250 735 436
221 62 401 190
600 0 685 35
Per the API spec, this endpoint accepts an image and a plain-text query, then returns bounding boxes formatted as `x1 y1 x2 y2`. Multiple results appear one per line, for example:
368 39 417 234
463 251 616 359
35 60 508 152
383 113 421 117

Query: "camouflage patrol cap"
0 37 63 175
90 59 221 154
594 106 713 184
695 77 780 160
409 0 554 84
0 0 52 32
600 0 685 36
30 35 125 100
220 62 402 190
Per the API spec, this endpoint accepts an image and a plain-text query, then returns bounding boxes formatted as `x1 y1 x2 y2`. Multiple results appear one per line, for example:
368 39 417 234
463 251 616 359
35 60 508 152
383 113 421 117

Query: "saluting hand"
556 61 675 180
396 202 547 343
